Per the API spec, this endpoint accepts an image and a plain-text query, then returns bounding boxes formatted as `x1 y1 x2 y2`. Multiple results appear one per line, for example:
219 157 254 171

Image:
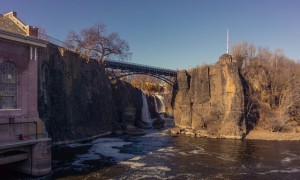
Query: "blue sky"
1 0 299 69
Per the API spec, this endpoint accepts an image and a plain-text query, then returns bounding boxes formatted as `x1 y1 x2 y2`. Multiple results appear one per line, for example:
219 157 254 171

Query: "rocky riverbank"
170 127 300 141
245 129 300 141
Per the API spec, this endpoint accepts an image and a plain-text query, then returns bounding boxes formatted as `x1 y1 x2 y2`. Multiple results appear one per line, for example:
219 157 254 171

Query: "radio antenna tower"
226 29 229 54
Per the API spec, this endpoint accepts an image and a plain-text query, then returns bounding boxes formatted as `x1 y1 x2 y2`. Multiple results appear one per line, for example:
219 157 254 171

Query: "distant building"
0 11 51 176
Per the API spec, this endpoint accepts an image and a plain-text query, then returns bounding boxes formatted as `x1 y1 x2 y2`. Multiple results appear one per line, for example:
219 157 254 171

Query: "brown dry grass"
245 129 300 141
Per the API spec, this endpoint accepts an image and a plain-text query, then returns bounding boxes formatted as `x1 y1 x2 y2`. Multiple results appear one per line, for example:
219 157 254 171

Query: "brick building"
0 11 47 140
0 12 51 176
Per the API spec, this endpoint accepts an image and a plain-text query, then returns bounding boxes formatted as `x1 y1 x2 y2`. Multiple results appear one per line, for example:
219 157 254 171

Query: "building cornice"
0 29 47 47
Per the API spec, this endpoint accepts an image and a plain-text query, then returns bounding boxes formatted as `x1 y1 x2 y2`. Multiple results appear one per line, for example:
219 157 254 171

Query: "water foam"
130 156 143 161
143 166 171 171
157 147 175 152
72 153 101 166
71 137 135 166
258 167 300 175
120 161 146 168
92 138 134 161
281 151 300 164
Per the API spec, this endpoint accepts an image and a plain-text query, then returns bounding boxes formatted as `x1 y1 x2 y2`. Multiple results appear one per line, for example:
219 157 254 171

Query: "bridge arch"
108 72 175 86
104 60 177 86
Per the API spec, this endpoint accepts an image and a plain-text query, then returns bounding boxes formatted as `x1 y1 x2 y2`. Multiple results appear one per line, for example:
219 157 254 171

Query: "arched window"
0 61 17 109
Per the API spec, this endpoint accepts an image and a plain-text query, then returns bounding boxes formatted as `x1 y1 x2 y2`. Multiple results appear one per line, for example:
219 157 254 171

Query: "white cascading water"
153 95 158 113
155 95 166 113
141 92 152 126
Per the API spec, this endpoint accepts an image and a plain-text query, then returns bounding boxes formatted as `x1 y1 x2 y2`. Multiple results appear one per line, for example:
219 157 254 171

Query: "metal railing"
104 59 177 75
0 122 39 142
38 32 69 48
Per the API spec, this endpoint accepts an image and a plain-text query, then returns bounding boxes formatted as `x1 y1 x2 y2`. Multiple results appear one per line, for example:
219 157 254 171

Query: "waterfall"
141 92 152 126
154 95 158 113
155 95 166 113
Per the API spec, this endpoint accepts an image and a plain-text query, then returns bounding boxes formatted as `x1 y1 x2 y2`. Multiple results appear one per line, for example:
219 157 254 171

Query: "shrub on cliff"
127 75 166 93
232 42 300 132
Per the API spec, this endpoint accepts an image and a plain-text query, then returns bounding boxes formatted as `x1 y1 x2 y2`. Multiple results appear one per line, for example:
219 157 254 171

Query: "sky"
1 0 299 69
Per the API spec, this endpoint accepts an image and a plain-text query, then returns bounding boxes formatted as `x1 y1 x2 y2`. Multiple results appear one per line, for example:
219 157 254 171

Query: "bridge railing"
38 32 76 51
0 122 47 143
104 59 177 74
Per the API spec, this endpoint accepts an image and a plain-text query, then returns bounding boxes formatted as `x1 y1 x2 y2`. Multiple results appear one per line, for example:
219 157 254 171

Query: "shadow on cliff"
238 70 259 139
170 80 179 110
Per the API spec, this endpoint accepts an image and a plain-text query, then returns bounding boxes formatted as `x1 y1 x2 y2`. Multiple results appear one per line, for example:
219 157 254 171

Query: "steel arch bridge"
103 60 177 86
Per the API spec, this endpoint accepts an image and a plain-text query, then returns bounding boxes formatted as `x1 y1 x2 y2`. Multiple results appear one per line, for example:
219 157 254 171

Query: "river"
51 118 300 179
2 118 300 179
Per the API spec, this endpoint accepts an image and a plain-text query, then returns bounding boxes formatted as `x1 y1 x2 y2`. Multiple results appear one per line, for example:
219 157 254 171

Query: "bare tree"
232 42 300 132
66 23 129 63
231 41 256 68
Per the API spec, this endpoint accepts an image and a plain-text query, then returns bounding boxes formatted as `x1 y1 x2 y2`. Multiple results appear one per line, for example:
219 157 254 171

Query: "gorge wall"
38 44 147 143
173 54 245 138
37 44 245 142
38 44 116 143
111 80 145 128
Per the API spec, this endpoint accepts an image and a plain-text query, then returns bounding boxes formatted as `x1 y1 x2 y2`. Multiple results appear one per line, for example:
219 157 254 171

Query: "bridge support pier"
14 138 51 176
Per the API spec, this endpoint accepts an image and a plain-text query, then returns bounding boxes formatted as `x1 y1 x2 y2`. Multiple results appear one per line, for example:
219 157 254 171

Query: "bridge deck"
104 59 177 77
104 59 177 85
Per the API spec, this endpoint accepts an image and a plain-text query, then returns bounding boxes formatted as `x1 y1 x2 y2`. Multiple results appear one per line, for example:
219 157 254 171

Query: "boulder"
170 127 181 134
152 117 165 129
121 124 145 136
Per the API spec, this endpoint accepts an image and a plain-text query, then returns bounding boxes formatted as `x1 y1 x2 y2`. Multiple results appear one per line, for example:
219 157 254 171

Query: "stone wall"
38 44 116 143
173 54 245 138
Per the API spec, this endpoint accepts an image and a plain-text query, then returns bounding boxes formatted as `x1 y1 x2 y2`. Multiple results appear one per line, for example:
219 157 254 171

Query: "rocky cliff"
38 44 116 143
111 80 145 128
173 54 245 138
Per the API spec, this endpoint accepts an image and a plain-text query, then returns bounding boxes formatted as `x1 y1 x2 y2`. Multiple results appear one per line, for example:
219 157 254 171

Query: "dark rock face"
38 44 116 143
152 117 165 129
164 93 174 118
173 54 245 138
110 80 144 128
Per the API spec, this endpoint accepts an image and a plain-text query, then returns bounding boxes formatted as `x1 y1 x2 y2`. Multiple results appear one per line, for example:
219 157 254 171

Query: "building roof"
0 12 47 47
0 12 38 37
0 13 26 35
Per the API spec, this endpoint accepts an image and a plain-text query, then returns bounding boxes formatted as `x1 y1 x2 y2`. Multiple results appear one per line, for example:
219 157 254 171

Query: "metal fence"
0 122 47 143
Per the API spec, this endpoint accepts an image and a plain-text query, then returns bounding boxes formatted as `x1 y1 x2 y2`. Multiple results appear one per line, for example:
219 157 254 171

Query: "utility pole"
226 29 229 54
